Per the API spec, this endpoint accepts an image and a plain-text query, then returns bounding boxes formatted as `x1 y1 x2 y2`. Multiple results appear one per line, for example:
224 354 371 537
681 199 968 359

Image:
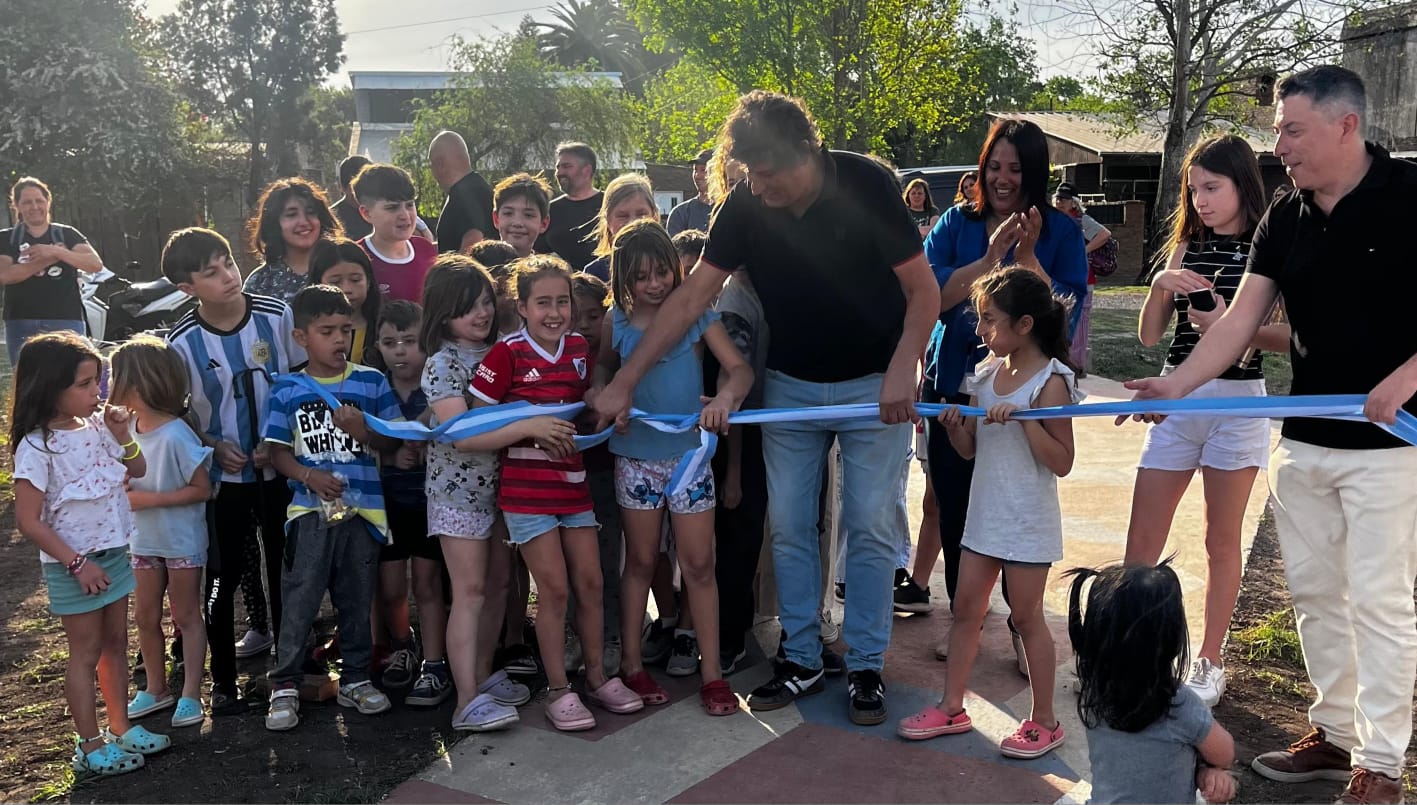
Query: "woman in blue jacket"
906 118 1087 673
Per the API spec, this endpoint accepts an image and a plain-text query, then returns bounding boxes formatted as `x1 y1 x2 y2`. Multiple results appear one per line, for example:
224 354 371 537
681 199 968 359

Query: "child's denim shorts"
504 510 599 545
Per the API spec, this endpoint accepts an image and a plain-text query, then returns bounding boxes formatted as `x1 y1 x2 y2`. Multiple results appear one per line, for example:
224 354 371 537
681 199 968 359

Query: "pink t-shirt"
361 235 436 303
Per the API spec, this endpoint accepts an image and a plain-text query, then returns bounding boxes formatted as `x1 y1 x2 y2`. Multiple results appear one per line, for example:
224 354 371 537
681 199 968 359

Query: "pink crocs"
1000 719 1065 759
586 677 645 714
897 706 973 741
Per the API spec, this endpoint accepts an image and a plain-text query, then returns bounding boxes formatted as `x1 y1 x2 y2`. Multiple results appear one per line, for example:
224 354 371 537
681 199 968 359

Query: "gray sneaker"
382 647 418 688
602 635 622 678
641 617 674 666
563 624 584 675
665 632 699 677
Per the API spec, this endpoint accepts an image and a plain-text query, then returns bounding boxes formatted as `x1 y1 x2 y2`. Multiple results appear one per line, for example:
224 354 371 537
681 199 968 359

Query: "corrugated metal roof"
991 111 1278 156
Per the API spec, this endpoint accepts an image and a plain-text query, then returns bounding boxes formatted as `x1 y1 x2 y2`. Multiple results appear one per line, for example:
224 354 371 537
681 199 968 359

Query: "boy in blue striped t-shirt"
262 284 404 732
163 227 306 715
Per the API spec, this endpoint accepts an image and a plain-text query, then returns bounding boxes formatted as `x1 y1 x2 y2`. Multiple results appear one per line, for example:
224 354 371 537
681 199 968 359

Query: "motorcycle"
81 263 196 343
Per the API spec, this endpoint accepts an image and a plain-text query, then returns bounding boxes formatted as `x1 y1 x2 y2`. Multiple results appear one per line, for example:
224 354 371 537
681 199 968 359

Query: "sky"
140 0 1090 86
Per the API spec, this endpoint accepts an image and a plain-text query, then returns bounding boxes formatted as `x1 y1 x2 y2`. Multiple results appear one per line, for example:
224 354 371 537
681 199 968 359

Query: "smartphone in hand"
1188 289 1218 312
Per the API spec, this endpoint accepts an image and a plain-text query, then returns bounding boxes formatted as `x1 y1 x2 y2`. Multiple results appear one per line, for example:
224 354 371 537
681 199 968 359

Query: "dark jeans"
715 424 768 657
204 477 291 688
268 513 380 687
923 388 1009 609
5 318 86 366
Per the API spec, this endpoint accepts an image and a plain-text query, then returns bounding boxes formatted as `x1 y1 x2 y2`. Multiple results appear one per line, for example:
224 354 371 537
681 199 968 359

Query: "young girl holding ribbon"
1125 135 1290 708
418 254 530 731
595 220 752 716
11 332 170 776
898 266 1082 760
468 255 645 731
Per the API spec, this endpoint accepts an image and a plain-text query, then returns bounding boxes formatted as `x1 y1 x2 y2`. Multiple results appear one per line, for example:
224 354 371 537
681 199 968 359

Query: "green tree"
638 58 739 163
160 0 344 205
0 0 187 206
1061 0 1383 236
393 34 640 215
626 0 973 153
536 0 653 94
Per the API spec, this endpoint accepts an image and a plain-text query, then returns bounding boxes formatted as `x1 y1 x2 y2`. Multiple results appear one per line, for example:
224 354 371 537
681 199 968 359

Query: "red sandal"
700 679 739 716
624 670 670 706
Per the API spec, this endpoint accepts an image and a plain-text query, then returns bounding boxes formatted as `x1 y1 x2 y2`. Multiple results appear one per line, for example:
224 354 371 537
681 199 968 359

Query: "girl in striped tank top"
1125 135 1292 708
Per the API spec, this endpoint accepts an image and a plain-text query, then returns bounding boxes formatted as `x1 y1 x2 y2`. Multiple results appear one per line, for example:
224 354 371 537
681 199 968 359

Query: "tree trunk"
1147 0 1194 279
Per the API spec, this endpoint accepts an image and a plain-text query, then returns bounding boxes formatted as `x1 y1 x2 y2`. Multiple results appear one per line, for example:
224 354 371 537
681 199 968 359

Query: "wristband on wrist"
122 442 142 461
67 554 87 576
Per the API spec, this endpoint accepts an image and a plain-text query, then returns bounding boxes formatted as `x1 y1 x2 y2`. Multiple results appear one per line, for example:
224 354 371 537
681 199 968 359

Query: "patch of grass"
283 778 384 804
1086 307 1292 395
1232 609 1304 667
29 764 74 803
1251 668 1308 698
1 701 53 723
11 617 50 634
1092 285 1149 296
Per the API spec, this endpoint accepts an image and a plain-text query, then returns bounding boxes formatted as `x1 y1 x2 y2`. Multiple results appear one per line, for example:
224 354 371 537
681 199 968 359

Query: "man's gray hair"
1277 65 1367 122
555 142 598 173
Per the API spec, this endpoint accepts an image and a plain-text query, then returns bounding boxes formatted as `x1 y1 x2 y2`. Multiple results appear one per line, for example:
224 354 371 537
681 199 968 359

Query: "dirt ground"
1220 510 1417 803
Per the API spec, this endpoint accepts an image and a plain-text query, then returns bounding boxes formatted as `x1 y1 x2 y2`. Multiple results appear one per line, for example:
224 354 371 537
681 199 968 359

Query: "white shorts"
1138 377 1271 472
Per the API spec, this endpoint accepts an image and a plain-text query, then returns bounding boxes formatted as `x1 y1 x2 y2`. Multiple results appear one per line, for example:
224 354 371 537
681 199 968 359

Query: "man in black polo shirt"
331 155 373 241
591 91 939 725
428 130 496 253
1128 66 1417 804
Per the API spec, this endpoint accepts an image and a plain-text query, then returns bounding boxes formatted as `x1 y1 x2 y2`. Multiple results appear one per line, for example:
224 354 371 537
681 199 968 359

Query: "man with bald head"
429 130 496 253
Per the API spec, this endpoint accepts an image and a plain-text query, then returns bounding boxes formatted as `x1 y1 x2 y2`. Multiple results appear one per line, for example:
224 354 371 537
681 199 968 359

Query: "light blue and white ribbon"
286 375 1417 497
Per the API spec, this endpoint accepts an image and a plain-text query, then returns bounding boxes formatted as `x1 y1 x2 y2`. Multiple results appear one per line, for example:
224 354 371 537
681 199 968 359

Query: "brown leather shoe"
1251 727 1353 783
1335 769 1404 804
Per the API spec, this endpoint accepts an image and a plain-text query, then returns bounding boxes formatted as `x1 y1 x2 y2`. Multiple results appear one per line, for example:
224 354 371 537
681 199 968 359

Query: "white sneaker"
819 611 841 645
602 636 622 679
337 681 391 715
234 629 273 659
1011 629 1029 679
1185 657 1226 707
265 688 300 731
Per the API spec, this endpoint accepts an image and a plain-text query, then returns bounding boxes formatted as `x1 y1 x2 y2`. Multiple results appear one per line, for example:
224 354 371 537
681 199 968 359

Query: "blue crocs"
127 690 175 719
171 697 204 728
72 738 144 776
105 725 171 755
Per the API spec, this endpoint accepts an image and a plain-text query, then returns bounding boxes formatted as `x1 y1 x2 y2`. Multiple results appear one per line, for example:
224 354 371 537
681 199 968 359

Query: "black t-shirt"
332 197 372 241
1247 143 1417 450
436 171 496 253
702 149 923 382
909 206 939 229
1168 232 1262 381
537 191 603 271
1 223 90 320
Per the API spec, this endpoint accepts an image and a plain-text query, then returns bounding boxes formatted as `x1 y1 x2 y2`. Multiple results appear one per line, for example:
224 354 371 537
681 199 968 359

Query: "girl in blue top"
110 336 213 730
595 219 753 716
914 119 1088 670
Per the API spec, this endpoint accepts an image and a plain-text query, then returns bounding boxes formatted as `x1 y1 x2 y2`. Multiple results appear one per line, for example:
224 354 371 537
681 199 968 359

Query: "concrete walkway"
386 375 1274 805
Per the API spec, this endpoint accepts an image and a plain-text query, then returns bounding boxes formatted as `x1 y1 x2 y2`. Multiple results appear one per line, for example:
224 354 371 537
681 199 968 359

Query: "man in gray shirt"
667 149 714 236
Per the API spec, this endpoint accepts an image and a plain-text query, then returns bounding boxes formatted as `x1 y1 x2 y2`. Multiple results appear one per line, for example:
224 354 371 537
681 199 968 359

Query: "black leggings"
923 389 1010 610
204 477 291 688
714 424 769 657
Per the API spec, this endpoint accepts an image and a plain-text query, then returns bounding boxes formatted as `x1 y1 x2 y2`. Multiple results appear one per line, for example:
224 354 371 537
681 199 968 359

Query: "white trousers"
1269 438 1417 777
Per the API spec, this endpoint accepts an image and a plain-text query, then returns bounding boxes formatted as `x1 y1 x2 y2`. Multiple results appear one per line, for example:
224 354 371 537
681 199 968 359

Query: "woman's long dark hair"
972 119 1053 236
9 331 103 455
247 177 342 265
1155 135 1267 273
1067 560 1190 732
971 267 1076 372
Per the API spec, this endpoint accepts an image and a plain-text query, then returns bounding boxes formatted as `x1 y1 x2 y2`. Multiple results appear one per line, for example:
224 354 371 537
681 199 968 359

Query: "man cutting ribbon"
591 91 940 727
1127 66 1417 805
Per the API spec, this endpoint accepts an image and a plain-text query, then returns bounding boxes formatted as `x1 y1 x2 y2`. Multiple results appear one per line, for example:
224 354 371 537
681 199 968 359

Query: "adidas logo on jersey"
524 368 542 382
207 358 223 370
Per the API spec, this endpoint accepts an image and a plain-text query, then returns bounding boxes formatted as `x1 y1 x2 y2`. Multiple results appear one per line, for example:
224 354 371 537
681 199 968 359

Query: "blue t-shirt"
381 385 428 511
922 204 1088 398
583 256 610 283
263 364 403 542
1086 686 1214 804
129 419 213 560
609 307 718 460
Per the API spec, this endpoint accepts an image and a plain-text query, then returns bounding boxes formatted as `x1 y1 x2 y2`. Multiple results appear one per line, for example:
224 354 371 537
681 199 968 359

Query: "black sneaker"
502 644 539 677
821 645 846 677
747 660 825 711
406 661 453 707
719 648 749 676
833 581 846 603
847 669 887 725
641 618 675 665
893 576 934 614
894 567 910 587
211 683 248 716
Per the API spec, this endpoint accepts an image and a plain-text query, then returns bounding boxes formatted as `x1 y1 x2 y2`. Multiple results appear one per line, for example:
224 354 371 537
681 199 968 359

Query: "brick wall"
1088 200 1148 286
